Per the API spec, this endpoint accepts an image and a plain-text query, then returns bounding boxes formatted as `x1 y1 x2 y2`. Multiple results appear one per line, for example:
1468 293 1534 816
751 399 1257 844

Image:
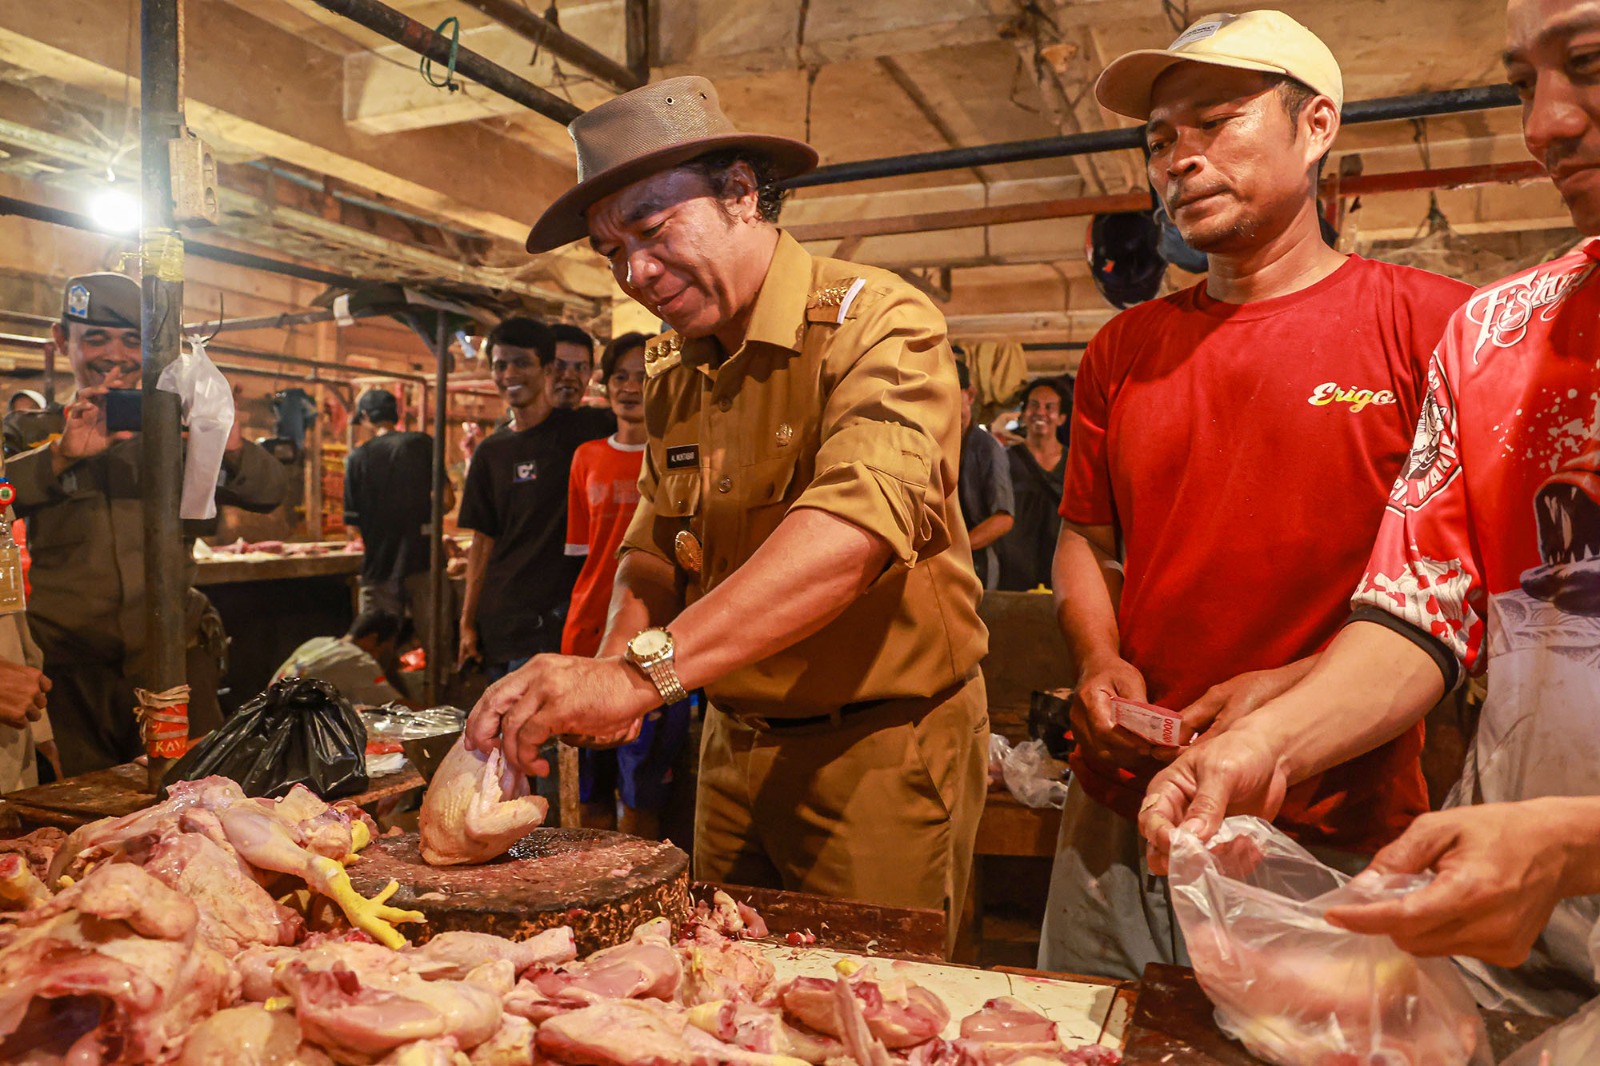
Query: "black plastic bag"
167 677 369 799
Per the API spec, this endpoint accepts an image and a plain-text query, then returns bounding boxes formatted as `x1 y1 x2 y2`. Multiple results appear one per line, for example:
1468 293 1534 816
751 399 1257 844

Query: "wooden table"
0 761 425 831
192 551 364 587
1121 964 1559 1064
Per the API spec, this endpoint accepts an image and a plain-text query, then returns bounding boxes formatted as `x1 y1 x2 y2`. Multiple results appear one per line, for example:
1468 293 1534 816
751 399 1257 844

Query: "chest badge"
674 529 703 574
775 423 793 448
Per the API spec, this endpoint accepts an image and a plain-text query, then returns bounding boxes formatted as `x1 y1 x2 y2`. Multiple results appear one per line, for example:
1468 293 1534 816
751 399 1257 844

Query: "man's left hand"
464 655 656 774
1324 799 1596 967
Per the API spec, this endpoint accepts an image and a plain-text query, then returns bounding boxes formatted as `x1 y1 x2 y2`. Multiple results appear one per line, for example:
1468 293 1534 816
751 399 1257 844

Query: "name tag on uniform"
666 445 699 471
514 460 538 483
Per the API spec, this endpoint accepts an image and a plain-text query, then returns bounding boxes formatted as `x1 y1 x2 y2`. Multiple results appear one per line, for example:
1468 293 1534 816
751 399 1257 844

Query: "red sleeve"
1351 317 1486 673
1060 332 1116 525
566 446 592 554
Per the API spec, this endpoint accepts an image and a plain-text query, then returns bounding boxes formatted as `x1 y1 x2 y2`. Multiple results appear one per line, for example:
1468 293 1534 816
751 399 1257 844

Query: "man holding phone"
3 273 287 775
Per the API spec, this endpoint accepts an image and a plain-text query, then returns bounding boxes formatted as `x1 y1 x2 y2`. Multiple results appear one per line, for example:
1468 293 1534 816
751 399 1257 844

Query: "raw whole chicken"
418 737 549 865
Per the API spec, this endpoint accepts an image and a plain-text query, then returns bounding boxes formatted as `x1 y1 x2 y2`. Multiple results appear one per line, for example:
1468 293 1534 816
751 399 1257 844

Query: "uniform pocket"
656 470 702 517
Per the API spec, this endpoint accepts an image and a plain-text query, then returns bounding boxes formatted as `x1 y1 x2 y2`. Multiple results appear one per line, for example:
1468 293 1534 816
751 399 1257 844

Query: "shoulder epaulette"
644 334 683 378
805 277 867 325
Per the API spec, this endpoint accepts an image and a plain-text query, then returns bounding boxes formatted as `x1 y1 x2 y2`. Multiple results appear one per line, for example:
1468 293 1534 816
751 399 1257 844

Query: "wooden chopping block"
347 827 690 956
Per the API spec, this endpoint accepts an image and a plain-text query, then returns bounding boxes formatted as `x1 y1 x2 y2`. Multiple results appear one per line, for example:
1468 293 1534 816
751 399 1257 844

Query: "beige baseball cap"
1095 10 1343 121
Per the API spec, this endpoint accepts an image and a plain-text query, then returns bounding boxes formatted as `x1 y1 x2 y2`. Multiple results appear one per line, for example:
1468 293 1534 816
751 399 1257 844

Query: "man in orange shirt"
562 332 690 838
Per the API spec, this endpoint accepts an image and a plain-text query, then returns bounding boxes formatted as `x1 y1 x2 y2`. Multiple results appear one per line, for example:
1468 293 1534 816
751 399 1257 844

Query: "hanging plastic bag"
156 336 235 520
1169 816 1491 1066
166 677 369 799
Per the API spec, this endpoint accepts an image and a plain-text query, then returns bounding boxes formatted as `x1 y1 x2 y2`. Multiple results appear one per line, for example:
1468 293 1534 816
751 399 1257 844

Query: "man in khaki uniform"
467 77 989 940
4 273 287 775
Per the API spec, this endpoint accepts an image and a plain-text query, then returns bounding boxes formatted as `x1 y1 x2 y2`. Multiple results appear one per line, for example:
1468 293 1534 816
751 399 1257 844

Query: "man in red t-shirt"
1141 0 1600 1016
1040 11 1471 979
562 333 689 839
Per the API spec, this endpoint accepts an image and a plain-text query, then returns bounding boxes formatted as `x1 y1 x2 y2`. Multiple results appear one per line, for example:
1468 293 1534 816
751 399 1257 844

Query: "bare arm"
967 512 1014 551
1054 520 1152 765
595 550 681 659
1141 619 1445 870
457 531 494 666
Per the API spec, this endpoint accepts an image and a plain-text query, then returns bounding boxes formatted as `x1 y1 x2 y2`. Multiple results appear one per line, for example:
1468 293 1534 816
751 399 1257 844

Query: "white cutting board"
758 943 1125 1048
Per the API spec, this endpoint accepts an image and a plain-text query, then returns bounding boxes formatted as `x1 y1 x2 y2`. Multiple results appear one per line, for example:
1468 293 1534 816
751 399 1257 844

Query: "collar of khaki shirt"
677 230 815 374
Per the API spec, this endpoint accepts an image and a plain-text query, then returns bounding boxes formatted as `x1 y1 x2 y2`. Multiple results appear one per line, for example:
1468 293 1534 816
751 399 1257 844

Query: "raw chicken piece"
0 852 49 911
404 926 577 980
0 826 65 881
959 998 1059 1043
177 1005 334 1065
531 918 683 1003
283 962 502 1062
679 924 777 1005
536 1000 695 1066
237 943 303 1002
467 1014 535 1065
419 738 549 866
0 864 232 1064
376 1036 467 1065
780 963 950 1049
49 776 251 882
142 829 304 953
685 1000 845 1064
692 889 771 939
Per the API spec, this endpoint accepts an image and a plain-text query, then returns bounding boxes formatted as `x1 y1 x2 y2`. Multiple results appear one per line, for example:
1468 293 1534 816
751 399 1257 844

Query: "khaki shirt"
621 231 987 715
4 411 288 663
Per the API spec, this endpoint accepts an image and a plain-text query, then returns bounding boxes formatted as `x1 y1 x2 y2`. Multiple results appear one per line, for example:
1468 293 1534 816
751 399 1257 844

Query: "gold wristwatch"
624 627 688 704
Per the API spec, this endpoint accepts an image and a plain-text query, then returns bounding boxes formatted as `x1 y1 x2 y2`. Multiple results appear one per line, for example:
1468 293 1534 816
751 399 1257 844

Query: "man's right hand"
1138 727 1289 875
457 622 482 669
53 372 135 474
0 659 50 729
1070 655 1157 768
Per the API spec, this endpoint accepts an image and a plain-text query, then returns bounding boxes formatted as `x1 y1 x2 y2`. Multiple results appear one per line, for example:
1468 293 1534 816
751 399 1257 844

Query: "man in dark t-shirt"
458 319 611 677
345 389 444 659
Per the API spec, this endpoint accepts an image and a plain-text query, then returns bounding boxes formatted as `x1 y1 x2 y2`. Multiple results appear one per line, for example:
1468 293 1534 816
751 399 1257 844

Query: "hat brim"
1094 50 1292 120
525 134 820 254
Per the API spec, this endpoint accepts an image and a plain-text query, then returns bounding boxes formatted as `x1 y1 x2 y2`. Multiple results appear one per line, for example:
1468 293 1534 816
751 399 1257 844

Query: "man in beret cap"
466 77 990 949
4 272 287 775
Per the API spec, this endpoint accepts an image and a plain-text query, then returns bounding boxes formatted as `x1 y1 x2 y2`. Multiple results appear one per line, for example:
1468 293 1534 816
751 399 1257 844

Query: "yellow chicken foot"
217 804 423 949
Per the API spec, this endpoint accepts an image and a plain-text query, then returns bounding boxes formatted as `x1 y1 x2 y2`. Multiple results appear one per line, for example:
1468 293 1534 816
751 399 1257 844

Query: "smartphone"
104 388 143 433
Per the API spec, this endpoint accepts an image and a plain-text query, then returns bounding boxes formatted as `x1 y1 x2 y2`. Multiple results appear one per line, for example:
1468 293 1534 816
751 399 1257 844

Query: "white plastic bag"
155 337 235 520
989 735 1068 808
1169 816 1491 1066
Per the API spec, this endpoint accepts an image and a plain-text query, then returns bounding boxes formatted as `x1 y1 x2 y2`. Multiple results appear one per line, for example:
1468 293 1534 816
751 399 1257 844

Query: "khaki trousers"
695 674 989 956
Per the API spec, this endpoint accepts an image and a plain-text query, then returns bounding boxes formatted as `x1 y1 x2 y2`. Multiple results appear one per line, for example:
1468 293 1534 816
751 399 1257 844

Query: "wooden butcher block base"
348 828 691 956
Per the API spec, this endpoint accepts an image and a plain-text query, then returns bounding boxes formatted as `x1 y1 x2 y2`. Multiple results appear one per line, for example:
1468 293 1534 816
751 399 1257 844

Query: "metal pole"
783 84 1524 189
139 0 187 792
624 0 650 84
184 304 391 337
307 0 583 124
457 0 644 93
426 315 449 705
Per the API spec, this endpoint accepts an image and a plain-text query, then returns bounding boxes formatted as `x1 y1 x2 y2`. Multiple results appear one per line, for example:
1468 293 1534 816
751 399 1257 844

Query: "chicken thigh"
419 738 548 866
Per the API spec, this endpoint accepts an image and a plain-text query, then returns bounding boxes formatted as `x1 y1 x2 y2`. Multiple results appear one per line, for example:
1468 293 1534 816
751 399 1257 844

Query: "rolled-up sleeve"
6 444 66 518
218 440 288 513
789 286 957 567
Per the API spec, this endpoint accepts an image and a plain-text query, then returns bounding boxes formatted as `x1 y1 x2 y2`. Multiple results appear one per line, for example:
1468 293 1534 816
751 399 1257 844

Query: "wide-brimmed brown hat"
525 76 819 254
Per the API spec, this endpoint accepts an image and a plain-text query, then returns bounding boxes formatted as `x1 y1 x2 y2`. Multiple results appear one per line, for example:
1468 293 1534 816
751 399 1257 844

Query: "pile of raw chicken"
0 774 1121 1066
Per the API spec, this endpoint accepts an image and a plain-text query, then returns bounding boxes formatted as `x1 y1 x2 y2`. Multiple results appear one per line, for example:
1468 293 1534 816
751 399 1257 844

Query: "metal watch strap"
644 657 688 705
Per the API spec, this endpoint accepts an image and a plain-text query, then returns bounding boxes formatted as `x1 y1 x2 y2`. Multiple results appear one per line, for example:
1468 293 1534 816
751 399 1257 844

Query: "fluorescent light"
88 187 141 233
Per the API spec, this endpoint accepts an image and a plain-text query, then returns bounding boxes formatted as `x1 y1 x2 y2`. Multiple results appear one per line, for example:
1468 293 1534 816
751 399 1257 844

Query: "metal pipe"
184 304 391 337
307 0 583 124
456 0 644 93
426 315 449 705
139 0 187 791
784 84 1524 189
787 158 1551 243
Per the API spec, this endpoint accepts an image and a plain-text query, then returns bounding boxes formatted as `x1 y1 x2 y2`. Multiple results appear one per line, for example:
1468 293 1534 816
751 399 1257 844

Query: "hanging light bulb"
88 185 141 233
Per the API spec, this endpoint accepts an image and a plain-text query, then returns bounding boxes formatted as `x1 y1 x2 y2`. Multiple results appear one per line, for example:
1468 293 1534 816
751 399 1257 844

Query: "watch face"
631 629 670 659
